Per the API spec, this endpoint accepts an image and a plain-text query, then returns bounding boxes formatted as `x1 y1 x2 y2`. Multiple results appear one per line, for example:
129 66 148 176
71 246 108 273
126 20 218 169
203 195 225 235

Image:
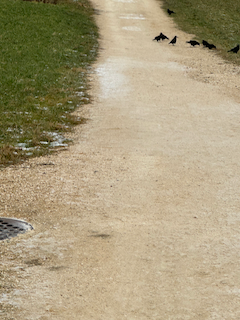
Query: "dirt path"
1 0 240 319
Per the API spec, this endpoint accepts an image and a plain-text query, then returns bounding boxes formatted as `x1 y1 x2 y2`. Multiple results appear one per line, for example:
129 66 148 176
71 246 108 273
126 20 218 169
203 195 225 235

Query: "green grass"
0 0 98 166
160 0 240 63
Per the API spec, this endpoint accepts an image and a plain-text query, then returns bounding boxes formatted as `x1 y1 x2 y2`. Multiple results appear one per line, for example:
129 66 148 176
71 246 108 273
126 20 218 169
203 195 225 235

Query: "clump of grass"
160 0 240 64
0 145 26 166
0 0 98 166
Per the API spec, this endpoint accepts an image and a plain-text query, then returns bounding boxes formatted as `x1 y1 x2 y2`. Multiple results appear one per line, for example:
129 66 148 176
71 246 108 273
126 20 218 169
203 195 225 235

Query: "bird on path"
153 32 169 42
169 36 177 45
153 35 161 42
208 43 216 49
202 40 216 49
202 40 210 47
159 32 169 40
186 40 200 47
228 44 239 53
167 9 175 15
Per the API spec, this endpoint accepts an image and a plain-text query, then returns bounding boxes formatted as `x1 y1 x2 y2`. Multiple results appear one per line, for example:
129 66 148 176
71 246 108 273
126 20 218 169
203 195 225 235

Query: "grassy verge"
0 0 98 166
160 0 240 64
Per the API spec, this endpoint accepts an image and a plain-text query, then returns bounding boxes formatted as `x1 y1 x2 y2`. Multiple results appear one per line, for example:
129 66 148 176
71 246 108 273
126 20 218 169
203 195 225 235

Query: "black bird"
159 32 169 40
202 40 210 47
169 36 177 45
186 40 200 47
153 32 169 42
153 35 161 42
228 44 239 53
167 9 175 15
208 43 216 49
202 40 216 49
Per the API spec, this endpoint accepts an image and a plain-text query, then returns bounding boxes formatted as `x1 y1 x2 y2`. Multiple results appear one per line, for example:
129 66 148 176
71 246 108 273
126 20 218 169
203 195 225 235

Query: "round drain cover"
0 218 33 241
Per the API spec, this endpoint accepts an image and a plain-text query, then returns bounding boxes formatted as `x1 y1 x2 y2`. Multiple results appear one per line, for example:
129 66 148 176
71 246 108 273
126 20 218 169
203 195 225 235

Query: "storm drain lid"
0 218 33 241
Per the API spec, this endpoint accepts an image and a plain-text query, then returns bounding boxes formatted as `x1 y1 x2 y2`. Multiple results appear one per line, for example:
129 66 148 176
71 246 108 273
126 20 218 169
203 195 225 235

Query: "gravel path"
1 0 240 319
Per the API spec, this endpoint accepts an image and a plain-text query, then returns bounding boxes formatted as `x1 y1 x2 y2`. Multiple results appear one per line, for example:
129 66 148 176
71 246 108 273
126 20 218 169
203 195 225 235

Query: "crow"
208 43 216 49
167 9 175 15
202 40 210 47
202 40 216 49
153 35 161 42
153 32 169 42
159 32 169 40
186 40 200 47
228 44 239 53
169 36 177 45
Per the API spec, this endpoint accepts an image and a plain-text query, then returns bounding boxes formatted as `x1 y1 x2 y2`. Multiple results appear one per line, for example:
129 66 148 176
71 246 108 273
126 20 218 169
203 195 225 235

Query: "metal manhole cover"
0 218 33 241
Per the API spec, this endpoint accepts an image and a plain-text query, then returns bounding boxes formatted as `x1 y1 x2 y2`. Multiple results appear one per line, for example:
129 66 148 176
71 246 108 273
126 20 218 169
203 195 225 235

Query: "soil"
1 0 240 319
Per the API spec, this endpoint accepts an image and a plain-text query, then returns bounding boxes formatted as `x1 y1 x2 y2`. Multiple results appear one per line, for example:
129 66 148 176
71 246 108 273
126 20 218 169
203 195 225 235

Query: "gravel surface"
1 0 240 319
